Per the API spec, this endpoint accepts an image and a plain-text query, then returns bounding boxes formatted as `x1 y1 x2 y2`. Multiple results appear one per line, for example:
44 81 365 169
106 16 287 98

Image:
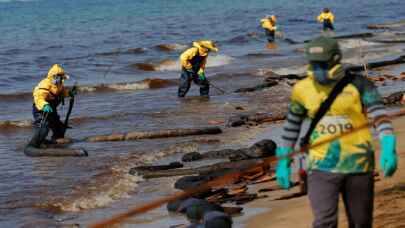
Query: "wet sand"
243 115 405 228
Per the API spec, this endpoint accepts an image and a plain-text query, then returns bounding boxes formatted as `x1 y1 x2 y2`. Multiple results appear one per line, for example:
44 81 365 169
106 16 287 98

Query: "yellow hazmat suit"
33 64 70 110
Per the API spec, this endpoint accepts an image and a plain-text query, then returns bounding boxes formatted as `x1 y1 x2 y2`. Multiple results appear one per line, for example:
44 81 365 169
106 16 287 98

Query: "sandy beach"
244 115 405 228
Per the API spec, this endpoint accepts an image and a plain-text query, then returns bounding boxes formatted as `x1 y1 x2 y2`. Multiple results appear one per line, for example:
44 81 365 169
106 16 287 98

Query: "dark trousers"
265 29 275 42
323 21 335 31
28 104 65 148
178 69 210 97
308 170 374 228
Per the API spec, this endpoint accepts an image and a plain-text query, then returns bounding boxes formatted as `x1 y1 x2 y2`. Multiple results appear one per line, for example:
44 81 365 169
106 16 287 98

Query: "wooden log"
234 80 278 93
303 32 374 43
136 159 267 179
24 146 88 157
182 139 277 162
85 127 222 142
383 91 405 105
129 162 184 175
347 55 405 72
141 168 198 179
226 112 286 127
367 20 405 29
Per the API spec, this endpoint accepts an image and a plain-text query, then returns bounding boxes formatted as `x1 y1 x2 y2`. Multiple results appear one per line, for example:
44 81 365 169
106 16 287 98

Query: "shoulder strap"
300 73 353 147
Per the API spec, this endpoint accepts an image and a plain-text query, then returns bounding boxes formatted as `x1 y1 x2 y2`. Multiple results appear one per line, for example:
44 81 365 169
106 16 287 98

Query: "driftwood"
226 112 286 127
348 55 405 72
367 20 405 30
24 146 88 157
234 79 278 93
303 32 374 43
265 74 305 81
85 127 222 142
129 162 183 175
182 139 276 162
135 159 267 179
383 91 405 105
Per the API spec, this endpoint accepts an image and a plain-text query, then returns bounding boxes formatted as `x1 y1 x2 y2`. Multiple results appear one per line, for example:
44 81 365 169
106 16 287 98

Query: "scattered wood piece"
182 139 276 162
228 185 248 195
85 127 222 142
383 91 405 105
222 206 243 215
226 112 286 127
140 168 198 178
129 162 183 174
367 20 405 30
24 146 88 157
249 174 275 185
234 80 278 93
273 192 306 201
348 55 405 72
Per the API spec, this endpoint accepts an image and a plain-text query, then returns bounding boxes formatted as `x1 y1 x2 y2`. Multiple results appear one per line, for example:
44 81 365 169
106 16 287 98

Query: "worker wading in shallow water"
260 15 279 43
28 64 77 148
178 40 218 98
317 8 335 31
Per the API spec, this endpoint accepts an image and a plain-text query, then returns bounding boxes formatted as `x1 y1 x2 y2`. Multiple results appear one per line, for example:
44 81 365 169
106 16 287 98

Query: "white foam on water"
167 43 188 51
46 143 198 212
107 82 150 91
206 54 234 68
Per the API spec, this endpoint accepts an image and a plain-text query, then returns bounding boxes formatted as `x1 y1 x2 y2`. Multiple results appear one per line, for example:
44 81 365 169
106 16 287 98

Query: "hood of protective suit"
193 40 218 56
47 64 69 80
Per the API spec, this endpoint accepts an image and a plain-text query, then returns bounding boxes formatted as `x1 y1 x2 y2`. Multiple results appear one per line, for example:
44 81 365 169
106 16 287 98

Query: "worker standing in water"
260 15 278 43
317 8 335 31
275 36 397 227
178 40 218 98
28 64 77 148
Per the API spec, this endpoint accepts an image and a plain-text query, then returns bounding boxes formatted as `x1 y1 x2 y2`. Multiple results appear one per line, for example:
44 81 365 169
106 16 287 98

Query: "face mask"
52 76 63 85
309 63 344 85
312 62 331 85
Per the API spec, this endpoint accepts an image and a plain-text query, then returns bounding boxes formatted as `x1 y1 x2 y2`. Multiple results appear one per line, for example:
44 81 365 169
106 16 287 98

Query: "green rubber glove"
198 71 206 81
42 104 53 113
276 146 293 189
380 134 397 177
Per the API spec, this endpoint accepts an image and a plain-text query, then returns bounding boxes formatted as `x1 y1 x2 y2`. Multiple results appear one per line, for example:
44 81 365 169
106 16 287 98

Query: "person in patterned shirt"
274 36 397 228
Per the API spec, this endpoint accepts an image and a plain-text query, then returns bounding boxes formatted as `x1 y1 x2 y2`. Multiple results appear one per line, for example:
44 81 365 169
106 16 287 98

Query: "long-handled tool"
209 81 227 94
209 81 246 110
62 82 77 137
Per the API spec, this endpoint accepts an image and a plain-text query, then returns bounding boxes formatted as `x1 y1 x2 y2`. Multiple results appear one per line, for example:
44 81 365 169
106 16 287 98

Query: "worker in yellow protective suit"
178 40 218 97
275 36 397 227
317 8 335 31
260 15 278 42
28 64 77 148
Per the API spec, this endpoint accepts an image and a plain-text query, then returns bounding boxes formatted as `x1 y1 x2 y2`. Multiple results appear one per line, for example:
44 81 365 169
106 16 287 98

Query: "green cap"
305 36 341 62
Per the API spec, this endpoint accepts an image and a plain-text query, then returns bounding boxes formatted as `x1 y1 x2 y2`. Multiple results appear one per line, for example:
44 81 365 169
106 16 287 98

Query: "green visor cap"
305 36 341 62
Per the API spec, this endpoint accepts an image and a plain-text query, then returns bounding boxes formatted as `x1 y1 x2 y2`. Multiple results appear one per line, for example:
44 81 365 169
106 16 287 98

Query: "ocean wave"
0 78 176 104
38 143 198 212
132 54 234 72
154 43 188 52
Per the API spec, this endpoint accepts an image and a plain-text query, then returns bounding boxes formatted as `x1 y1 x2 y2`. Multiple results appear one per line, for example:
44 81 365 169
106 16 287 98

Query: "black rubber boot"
27 126 49 148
